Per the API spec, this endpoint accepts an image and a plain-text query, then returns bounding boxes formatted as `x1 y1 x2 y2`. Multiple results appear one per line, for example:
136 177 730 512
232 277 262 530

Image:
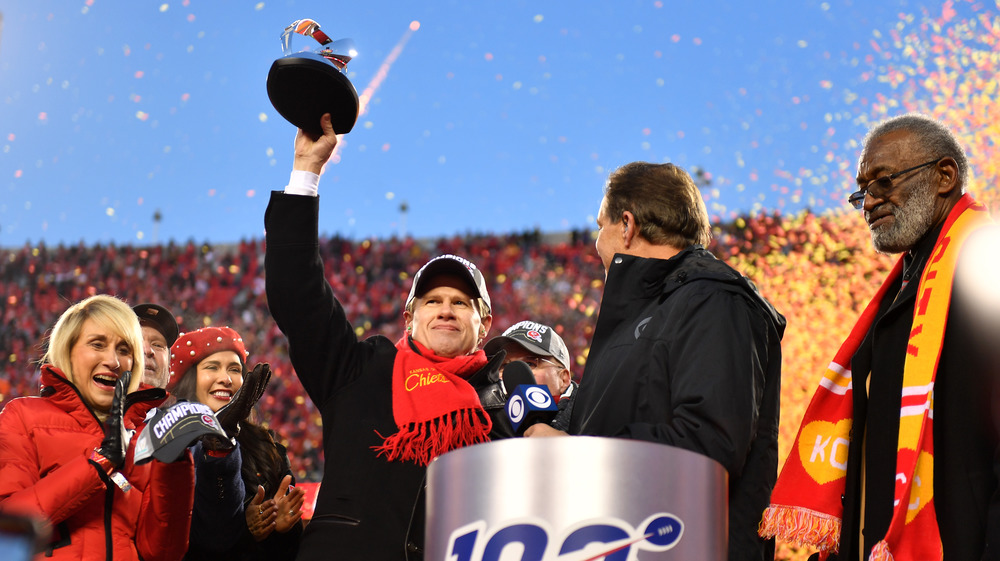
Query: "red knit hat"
168 326 248 389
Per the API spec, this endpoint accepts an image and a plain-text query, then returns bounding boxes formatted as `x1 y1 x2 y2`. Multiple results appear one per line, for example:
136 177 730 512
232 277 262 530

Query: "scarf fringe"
373 408 491 466
759 505 841 552
869 540 893 561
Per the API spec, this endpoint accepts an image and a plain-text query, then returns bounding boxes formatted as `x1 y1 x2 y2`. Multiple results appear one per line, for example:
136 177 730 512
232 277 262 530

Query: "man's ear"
936 157 960 197
558 368 572 394
622 210 638 247
479 314 493 339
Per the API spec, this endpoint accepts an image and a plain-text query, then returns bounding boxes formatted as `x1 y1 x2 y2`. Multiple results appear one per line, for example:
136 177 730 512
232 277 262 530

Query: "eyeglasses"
501 356 562 371
847 158 942 210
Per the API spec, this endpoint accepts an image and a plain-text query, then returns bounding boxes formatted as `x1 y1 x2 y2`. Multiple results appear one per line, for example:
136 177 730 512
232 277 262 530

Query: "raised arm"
264 114 374 404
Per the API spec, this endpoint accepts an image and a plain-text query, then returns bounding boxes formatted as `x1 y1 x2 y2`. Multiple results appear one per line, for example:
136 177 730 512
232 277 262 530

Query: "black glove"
218 362 271 438
476 379 506 410
90 371 132 471
202 363 271 451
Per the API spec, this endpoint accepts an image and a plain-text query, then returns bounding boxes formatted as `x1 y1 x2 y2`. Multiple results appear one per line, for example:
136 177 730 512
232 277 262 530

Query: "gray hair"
863 113 969 191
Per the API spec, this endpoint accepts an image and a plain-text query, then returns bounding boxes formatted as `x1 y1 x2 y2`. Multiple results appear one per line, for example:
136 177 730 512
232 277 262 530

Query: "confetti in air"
328 21 421 164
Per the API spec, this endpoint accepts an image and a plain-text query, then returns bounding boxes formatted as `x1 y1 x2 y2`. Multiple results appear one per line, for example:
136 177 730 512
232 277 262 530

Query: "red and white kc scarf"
373 337 492 466
759 194 990 560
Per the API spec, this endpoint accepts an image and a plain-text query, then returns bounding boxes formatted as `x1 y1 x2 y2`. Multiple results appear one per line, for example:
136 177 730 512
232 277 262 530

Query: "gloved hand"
134 401 230 464
476 379 507 410
89 371 132 473
217 362 271 439
202 363 271 451
476 349 507 409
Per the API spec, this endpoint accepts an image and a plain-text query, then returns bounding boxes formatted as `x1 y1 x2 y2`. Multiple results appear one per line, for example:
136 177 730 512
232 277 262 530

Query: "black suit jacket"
264 192 508 561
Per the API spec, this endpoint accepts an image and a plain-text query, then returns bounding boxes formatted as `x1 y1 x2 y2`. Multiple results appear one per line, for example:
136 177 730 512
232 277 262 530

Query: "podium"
426 436 728 561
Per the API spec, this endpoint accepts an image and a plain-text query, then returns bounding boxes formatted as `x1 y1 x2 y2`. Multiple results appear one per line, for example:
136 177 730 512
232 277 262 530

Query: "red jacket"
0 365 195 561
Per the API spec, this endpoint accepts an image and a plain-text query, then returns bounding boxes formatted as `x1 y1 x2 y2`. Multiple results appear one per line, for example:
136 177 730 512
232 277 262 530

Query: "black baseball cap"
133 303 179 346
133 401 229 464
484 320 571 370
406 254 491 314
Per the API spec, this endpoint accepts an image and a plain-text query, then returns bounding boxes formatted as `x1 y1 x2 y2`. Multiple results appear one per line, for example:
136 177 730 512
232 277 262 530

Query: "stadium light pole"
399 201 408 239
152 209 162 244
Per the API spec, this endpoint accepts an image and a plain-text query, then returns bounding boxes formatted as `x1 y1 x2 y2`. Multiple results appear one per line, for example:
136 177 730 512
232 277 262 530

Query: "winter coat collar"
604 246 785 337
38 365 166 429
38 365 104 429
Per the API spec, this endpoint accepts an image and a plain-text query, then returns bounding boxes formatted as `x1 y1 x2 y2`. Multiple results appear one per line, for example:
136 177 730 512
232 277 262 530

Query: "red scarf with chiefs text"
373 337 492 466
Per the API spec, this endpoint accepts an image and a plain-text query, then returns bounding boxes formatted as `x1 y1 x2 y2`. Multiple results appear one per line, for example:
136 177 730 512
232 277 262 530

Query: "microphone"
503 361 558 436
502 360 535 397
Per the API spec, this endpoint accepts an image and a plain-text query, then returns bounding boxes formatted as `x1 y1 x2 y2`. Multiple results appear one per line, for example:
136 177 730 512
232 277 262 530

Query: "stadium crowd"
0 228 609 480
0 207 896 484
2 199 996 561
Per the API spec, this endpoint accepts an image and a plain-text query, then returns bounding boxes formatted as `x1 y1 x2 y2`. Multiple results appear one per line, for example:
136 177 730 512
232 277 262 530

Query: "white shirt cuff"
284 170 320 197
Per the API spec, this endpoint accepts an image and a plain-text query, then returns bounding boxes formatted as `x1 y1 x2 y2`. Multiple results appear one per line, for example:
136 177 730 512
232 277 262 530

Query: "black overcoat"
264 192 506 561
834 224 1000 560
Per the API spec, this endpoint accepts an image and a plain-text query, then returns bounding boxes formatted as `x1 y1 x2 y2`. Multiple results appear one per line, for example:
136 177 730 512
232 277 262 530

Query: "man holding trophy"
264 19 512 561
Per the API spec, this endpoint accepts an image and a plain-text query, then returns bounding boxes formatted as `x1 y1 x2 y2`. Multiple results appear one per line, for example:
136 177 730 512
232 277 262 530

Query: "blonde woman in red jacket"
0 294 195 560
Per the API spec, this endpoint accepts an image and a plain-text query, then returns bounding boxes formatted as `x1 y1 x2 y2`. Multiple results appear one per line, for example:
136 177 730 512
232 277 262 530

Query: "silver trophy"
266 18 359 134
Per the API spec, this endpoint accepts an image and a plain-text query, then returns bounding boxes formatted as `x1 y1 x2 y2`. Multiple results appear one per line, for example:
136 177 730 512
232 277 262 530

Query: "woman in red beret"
168 326 304 561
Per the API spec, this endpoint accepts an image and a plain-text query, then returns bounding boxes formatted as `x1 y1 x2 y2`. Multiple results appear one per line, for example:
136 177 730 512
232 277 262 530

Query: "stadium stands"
3 205 994 560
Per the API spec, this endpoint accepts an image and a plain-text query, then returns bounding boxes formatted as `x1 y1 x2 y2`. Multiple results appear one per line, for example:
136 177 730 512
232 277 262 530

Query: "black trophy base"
267 53 360 135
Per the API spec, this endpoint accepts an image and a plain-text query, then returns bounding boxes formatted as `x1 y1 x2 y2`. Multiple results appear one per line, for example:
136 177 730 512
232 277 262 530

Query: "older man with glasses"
484 320 577 431
761 113 999 561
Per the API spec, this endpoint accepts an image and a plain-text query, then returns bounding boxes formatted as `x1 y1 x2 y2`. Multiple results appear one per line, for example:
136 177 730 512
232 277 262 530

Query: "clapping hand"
274 475 306 533
246 485 277 542
245 475 305 541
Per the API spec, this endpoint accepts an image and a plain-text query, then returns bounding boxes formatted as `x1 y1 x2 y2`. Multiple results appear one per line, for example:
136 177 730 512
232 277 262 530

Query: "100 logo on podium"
444 513 685 561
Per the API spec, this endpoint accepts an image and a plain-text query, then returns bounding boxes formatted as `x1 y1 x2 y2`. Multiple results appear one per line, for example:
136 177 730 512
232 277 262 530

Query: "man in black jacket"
527 161 785 561
264 114 509 561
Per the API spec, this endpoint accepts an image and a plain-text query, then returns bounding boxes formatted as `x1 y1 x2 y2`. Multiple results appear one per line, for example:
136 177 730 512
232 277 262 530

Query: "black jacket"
569 247 785 561
831 223 1000 561
551 380 578 432
184 439 303 561
184 441 246 560
264 192 508 561
237 440 303 561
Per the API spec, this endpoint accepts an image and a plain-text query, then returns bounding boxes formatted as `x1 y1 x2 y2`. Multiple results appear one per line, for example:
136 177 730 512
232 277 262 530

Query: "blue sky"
0 0 978 245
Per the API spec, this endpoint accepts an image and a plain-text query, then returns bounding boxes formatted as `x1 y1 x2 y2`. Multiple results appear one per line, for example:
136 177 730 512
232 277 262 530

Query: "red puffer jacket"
0 365 195 561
